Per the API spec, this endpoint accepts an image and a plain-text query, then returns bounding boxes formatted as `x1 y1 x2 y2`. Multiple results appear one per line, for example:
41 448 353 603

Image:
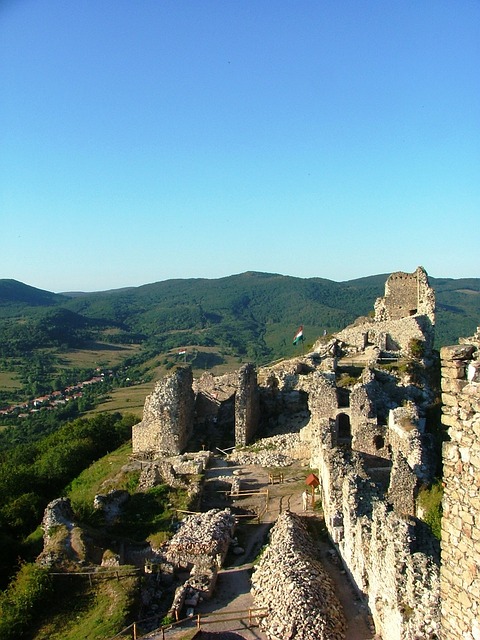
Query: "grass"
417 480 443 540
66 441 136 520
87 383 152 417
30 573 139 640
0 370 22 390
57 342 142 370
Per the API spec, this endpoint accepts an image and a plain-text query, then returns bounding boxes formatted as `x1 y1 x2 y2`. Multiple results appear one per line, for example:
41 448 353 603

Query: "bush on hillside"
0 563 53 640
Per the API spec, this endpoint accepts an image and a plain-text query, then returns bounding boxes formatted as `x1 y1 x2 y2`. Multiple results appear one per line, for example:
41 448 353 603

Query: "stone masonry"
235 362 260 447
132 366 194 457
440 328 480 640
335 266 435 356
133 363 260 457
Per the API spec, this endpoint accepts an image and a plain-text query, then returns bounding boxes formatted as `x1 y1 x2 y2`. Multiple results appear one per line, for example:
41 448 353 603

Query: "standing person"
302 489 309 511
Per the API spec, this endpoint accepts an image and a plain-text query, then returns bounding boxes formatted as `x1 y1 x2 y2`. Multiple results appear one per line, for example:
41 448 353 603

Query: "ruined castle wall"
336 315 432 354
440 336 480 640
374 267 435 324
235 363 259 447
132 366 194 457
336 267 435 355
349 384 387 455
310 397 440 639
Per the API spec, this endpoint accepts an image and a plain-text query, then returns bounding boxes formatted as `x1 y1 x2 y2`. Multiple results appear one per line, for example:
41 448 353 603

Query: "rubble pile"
251 510 346 640
138 451 212 491
166 508 236 568
228 432 301 468
228 449 294 468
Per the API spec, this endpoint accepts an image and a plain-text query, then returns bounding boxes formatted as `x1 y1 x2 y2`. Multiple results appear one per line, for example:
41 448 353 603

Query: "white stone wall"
440 338 480 640
310 408 440 639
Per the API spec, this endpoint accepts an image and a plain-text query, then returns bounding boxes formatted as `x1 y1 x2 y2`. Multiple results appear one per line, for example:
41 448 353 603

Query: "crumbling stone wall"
305 353 441 640
440 329 480 640
235 363 260 447
193 370 238 425
336 266 435 355
132 366 194 456
374 266 435 323
310 428 440 640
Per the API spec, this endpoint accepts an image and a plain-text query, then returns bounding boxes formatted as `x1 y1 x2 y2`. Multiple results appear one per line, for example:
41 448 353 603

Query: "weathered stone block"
440 344 475 361
132 366 194 456
441 377 468 393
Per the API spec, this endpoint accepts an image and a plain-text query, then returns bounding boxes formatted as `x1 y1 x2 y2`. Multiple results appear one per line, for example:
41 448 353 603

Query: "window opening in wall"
374 435 385 450
337 413 351 440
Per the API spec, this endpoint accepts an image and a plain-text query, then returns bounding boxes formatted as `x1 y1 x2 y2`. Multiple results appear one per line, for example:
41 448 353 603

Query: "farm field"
0 371 22 390
57 342 142 370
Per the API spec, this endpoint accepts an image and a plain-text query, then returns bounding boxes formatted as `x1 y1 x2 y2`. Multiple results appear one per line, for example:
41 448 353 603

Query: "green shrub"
408 338 425 359
417 480 443 539
0 563 53 640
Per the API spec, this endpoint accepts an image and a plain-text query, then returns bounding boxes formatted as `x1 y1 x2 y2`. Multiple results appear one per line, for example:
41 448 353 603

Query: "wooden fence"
110 606 269 639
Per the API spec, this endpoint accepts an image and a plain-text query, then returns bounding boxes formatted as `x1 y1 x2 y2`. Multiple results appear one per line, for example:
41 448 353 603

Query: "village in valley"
0 371 110 419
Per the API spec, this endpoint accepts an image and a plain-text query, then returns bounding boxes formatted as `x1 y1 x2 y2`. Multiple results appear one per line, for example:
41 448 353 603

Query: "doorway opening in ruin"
374 435 385 450
337 413 351 443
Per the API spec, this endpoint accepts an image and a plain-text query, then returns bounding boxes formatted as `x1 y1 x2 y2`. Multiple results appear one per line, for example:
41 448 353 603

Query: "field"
0 371 22 390
88 382 153 418
89 347 245 417
57 342 142 370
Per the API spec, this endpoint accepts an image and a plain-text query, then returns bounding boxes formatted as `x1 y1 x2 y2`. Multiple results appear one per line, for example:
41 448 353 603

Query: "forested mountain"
1 272 479 361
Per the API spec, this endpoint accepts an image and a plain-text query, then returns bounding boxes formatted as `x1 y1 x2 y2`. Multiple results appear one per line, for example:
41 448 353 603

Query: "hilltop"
0 270 479 425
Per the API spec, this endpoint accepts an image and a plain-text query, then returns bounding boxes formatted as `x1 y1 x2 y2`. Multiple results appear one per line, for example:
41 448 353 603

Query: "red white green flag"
293 326 304 345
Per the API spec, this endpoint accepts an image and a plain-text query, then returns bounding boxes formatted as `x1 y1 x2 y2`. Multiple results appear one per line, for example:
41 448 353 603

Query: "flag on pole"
293 326 304 346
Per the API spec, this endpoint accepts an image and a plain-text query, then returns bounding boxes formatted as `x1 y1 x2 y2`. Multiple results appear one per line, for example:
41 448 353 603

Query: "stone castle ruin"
129 267 479 639
335 266 435 357
132 362 260 457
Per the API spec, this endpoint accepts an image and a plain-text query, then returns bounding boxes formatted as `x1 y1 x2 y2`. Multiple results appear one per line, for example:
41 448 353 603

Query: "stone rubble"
93 489 129 525
228 432 301 467
251 510 347 640
165 508 236 568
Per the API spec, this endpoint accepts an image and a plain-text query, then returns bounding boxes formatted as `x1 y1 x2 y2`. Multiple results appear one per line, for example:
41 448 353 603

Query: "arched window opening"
337 413 351 440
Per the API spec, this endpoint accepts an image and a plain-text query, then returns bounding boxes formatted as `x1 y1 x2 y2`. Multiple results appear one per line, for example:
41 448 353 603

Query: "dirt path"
184 459 375 640
164 455 375 639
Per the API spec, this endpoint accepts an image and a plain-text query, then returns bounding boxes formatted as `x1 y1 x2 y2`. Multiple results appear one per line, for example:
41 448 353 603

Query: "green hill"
0 271 478 418
1 271 479 360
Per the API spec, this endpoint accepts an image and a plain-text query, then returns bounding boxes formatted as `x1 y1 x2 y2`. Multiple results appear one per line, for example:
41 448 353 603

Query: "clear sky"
1 1 479 292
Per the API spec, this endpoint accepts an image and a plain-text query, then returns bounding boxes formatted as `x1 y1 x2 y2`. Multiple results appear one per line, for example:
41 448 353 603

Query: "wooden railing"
109 606 269 639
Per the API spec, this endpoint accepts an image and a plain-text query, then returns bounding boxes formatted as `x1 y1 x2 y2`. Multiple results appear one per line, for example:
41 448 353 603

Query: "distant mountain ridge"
0 272 479 355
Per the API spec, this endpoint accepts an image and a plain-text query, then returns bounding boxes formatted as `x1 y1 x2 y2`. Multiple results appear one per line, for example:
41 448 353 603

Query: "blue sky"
1 1 479 292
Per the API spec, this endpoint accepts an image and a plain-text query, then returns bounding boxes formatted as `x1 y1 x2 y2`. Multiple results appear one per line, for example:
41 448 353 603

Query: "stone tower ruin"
336 266 435 356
